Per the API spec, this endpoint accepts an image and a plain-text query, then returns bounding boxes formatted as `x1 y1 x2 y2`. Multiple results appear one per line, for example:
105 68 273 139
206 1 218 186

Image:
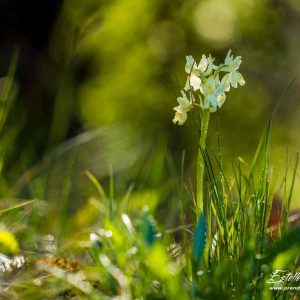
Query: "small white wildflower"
204 54 217 76
222 71 245 89
222 50 245 88
223 50 242 71
172 91 194 125
184 74 201 91
200 76 227 112
214 75 227 108
90 233 99 242
185 54 208 74
184 55 202 91
185 55 196 74
198 54 208 73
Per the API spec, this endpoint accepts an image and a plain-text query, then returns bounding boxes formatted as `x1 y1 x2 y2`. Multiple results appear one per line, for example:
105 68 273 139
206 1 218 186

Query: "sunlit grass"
0 52 299 300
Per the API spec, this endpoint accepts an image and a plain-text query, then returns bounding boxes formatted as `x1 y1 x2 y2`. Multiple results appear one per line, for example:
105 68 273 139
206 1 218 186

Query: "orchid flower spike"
172 50 245 125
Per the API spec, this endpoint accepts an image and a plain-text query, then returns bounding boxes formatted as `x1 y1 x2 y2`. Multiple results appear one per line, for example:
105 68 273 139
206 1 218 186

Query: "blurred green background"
0 0 300 206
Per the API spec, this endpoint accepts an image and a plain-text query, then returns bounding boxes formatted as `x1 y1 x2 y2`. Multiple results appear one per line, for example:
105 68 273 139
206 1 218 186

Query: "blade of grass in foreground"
60 149 77 233
243 74 297 199
85 170 107 201
0 47 19 134
284 153 299 233
0 199 36 215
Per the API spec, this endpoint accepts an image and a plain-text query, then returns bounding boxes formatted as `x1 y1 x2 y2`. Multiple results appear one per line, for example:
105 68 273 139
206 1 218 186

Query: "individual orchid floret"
172 91 194 125
185 55 197 74
204 54 217 76
222 50 245 88
185 55 208 74
200 76 227 112
185 55 213 91
223 50 242 71
185 55 202 91
222 71 245 89
197 54 208 73
184 75 201 91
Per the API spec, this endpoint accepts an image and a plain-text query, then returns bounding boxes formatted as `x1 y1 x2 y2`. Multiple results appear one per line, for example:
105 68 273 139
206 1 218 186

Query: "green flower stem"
196 108 210 218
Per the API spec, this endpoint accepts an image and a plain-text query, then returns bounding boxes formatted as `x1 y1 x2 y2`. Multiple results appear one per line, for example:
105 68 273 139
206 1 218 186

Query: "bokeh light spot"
193 0 238 48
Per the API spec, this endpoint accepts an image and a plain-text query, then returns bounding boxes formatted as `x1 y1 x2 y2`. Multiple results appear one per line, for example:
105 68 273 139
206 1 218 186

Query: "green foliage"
0 112 298 298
